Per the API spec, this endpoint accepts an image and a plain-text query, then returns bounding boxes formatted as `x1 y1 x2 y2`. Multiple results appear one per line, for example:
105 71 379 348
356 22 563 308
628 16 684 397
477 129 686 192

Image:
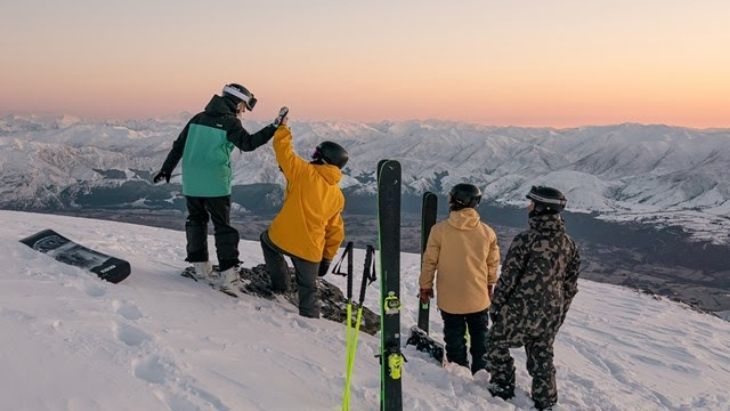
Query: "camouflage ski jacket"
490 214 581 345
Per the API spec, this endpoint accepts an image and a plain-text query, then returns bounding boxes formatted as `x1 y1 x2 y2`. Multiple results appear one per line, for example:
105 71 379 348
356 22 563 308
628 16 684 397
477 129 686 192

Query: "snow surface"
0 210 729 411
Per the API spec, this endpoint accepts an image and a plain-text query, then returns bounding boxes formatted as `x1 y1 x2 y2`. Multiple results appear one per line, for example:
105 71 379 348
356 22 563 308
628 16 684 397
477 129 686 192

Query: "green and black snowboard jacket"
160 95 276 197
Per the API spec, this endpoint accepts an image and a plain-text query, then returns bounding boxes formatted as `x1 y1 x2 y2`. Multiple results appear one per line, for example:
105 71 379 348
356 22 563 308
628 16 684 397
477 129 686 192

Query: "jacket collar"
528 213 565 233
447 208 481 231
313 163 342 185
204 95 237 116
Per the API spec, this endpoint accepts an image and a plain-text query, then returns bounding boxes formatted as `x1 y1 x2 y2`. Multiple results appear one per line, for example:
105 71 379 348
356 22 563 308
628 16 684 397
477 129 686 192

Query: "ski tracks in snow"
556 281 730 410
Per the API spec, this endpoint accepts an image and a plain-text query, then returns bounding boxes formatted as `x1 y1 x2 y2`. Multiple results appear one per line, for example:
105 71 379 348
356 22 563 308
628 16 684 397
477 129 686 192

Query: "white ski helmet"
222 83 257 110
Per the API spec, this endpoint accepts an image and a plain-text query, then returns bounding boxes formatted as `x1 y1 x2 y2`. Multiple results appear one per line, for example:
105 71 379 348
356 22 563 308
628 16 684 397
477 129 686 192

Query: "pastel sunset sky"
2 0 729 127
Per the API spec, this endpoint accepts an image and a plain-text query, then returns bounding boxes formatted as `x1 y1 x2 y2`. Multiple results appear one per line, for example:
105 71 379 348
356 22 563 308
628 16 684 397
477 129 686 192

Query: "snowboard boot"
217 265 241 296
193 261 214 282
533 399 556 411
487 383 515 401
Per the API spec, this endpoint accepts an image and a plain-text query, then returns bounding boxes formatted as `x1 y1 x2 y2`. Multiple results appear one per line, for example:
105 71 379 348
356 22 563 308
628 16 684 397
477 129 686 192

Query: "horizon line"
2 110 730 132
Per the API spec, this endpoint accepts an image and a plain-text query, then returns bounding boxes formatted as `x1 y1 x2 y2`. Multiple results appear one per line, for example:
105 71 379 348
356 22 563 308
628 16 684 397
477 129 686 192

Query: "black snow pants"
260 231 321 318
185 196 240 271
440 308 490 374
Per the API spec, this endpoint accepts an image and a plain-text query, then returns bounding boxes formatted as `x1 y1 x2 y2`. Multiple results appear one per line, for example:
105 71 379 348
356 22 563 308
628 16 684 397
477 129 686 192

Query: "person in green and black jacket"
153 83 279 294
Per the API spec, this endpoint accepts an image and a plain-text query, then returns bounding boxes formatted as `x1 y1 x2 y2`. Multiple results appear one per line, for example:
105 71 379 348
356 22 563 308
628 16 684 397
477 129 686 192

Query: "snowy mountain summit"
1 115 730 244
1 210 728 410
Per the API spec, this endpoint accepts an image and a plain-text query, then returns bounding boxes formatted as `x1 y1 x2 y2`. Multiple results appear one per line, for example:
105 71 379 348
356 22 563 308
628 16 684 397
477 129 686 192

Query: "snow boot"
487 383 515 401
217 265 240 296
193 261 214 282
533 399 556 411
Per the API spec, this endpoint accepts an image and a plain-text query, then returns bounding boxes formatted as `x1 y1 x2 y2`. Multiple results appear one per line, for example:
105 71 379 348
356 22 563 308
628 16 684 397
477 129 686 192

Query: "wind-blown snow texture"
0 210 728 410
1 114 730 243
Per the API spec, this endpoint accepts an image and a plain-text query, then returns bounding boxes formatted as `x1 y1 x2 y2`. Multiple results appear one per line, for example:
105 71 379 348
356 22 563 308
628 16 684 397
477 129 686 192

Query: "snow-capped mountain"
1 210 728 410
1 114 729 243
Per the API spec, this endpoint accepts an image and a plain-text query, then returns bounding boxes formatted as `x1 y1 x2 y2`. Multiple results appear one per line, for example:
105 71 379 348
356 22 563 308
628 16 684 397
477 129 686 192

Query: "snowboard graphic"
20 229 131 284
406 326 445 366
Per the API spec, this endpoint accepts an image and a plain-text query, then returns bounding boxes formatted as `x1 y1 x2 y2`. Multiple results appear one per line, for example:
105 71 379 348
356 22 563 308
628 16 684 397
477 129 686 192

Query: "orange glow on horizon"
1 1 729 128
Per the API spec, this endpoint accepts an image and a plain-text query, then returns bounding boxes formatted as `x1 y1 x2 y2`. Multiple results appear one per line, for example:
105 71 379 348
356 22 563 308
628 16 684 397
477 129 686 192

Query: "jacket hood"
528 213 565 233
204 95 237 116
447 208 482 231
313 164 342 185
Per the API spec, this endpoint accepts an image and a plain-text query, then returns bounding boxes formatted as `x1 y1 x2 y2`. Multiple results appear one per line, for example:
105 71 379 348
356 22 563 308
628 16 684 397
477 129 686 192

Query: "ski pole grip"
346 241 353 300
358 245 374 304
331 241 353 277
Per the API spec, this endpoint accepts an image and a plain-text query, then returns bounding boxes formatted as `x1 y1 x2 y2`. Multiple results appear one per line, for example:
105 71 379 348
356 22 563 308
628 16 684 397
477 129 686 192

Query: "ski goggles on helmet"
222 85 257 110
526 186 567 207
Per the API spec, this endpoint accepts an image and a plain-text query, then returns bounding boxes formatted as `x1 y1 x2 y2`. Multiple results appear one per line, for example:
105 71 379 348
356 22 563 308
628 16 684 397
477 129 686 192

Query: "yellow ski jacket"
268 126 346 263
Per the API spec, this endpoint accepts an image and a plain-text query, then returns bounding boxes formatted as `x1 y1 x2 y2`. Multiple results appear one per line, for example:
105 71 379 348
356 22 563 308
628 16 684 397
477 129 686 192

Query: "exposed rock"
239 264 381 335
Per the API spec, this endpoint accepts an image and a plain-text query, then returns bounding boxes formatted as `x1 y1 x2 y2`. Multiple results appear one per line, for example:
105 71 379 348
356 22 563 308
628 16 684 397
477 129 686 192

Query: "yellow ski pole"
334 243 354 411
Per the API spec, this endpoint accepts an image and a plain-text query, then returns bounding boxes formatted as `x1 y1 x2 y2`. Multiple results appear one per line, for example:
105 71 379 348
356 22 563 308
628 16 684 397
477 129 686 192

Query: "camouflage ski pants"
485 336 557 409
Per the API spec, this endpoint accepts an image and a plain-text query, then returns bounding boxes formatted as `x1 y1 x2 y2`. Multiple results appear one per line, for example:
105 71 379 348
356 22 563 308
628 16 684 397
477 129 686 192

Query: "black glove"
273 106 289 127
153 170 171 184
318 259 331 277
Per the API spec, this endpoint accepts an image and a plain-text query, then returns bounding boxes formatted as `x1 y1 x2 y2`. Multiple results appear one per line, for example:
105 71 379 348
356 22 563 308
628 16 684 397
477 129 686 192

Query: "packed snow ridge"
1 114 730 243
1 210 728 410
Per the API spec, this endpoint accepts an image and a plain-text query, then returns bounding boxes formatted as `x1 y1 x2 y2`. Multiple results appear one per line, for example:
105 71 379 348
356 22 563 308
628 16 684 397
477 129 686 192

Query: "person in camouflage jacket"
485 186 581 411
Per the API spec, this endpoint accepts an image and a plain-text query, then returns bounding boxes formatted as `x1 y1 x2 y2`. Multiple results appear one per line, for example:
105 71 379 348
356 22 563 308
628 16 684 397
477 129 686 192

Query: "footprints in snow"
111 299 149 347
106 298 230 410
133 355 170 384
114 322 152 347
85 283 107 298
114 299 143 321
132 354 231 411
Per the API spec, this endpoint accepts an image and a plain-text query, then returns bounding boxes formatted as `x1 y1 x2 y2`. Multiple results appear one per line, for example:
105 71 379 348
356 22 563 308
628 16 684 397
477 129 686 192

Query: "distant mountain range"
1 113 729 244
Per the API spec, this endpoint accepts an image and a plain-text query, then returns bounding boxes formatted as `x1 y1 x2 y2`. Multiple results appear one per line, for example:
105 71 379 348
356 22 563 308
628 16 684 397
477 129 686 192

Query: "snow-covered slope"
1 114 730 243
0 210 728 410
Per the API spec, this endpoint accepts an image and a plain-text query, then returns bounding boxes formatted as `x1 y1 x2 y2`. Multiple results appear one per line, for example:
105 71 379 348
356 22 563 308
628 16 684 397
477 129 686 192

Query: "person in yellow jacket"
419 183 500 374
260 113 347 318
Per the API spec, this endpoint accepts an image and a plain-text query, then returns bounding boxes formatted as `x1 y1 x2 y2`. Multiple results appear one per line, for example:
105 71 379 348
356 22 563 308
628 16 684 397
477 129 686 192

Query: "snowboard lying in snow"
20 229 131 284
406 326 446 366
182 264 380 335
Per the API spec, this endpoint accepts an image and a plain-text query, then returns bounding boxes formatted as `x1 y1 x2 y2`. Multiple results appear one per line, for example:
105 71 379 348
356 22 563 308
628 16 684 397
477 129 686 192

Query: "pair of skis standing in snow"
154 83 582 411
416 184 581 410
154 83 348 318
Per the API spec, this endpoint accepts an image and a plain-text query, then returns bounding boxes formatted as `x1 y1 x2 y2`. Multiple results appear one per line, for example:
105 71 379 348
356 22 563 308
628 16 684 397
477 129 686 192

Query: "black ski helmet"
312 141 349 169
222 83 257 110
526 185 567 214
449 183 482 211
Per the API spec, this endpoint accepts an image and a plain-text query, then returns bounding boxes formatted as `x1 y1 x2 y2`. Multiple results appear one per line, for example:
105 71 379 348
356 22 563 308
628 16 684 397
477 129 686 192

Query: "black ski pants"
260 231 321 318
440 308 490 374
185 196 240 271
